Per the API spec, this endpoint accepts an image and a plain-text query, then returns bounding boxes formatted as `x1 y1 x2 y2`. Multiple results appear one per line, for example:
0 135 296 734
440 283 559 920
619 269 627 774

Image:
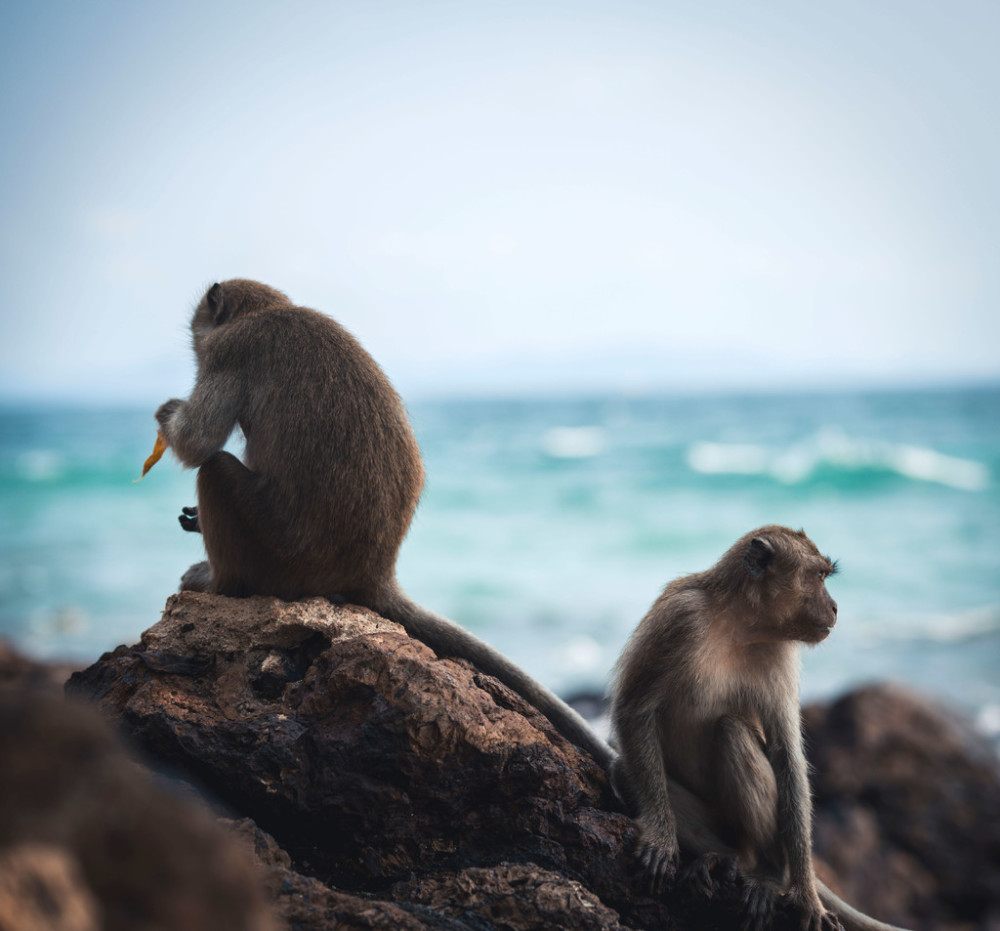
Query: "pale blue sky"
1 0 997 401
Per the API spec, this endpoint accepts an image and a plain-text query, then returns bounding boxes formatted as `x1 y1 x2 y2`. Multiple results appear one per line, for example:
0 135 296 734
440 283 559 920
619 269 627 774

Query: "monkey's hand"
784 885 843 931
155 399 185 440
681 852 739 900
179 506 200 533
636 816 679 891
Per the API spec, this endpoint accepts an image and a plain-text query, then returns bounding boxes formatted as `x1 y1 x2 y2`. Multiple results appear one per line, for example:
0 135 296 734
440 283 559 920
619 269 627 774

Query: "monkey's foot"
637 838 679 894
180 561 213 592
741 880 777 931
680 853 739 900
179 505 200 533
783 888 843 931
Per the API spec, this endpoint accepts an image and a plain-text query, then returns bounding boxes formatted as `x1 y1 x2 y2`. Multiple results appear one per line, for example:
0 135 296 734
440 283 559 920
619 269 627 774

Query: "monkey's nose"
830 599 838 617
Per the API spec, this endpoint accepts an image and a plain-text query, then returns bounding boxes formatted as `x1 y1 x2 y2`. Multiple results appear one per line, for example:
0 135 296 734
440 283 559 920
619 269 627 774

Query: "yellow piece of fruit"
135 432 168 482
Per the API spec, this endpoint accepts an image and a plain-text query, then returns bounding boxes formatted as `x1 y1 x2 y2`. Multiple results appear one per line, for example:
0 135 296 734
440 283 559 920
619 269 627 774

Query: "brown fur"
155 280 614 769
609 526 909 931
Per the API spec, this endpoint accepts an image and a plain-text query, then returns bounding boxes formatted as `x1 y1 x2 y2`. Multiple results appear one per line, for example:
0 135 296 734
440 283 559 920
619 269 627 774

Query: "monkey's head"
728 525 839 644
190 279 291 356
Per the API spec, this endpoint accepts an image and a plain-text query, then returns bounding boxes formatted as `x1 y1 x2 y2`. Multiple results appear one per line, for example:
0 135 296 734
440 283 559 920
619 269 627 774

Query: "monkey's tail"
817 879 913 931
373 583 617 771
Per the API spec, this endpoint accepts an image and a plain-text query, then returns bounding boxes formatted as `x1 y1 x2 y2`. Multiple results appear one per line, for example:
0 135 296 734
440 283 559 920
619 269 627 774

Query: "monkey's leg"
713 714 785 930
669 779 739 857
714 714 780 867
612 710 682 889
180 561 212 592
193 451 284 597
669 778 741 899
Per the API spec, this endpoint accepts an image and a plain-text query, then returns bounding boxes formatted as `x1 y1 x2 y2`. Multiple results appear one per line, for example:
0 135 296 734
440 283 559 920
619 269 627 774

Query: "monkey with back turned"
156 283 907 930
610 525 910 931
155 279 614 769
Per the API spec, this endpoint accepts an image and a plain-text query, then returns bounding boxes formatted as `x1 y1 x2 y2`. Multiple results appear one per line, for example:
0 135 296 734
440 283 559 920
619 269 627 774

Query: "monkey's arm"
155 373 244 468
612 704 680 885
768 704 837 931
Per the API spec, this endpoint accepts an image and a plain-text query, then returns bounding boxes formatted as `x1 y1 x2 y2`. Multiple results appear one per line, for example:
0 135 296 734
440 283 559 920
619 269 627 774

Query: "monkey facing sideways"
156 283 908 930
610 526 910 931
154 279 614 770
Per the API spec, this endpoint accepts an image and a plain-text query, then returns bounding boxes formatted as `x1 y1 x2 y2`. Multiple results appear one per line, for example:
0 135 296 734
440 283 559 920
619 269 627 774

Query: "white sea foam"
976 705 1000 740
687 442 774 476
888 444 990 491
686 428 990 491
557 635 605 673
542 426 606 459
861 606 1000 644
16 449 66 482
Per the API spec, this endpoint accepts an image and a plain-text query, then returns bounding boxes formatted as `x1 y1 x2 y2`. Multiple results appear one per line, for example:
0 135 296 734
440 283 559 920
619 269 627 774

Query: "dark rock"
56 594 1000 930
0 640 79 695
66 592 781 930
391 862 628 930
0 670 277 931
806 684 1000 931
225 818 456 930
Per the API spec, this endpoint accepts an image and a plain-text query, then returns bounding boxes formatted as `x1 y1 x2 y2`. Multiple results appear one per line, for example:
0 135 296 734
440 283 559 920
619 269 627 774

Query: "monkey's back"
205 304 424 591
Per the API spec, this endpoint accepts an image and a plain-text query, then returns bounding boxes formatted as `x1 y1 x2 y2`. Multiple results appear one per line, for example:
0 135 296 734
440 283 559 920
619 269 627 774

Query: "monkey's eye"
819 560 839 581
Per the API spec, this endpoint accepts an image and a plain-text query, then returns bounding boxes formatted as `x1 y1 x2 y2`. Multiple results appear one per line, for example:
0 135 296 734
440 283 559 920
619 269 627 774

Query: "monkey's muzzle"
809 623 835 643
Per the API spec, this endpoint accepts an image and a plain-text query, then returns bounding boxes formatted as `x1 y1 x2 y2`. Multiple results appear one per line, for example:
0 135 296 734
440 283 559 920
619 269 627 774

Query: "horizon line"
1 375 998 411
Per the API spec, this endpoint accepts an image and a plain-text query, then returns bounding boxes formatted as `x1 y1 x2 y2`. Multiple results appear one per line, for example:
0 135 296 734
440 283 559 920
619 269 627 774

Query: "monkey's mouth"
800 624 834 644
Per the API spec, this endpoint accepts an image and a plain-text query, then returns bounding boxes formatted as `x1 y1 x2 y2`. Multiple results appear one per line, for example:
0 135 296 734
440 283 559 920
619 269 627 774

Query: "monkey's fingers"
639 841 676 875
680 853 739 900
179 513 201 533
679 853 718 899
812 911 844 931
785 890 843 931
638 841 678 893
800 913 842 931
179 506 201 533
741 881 776 931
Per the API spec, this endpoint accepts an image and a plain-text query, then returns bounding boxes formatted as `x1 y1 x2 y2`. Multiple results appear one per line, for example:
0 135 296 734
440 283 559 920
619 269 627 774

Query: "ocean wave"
860 606 1000 644
686 428 990 491
976 705 1000 740
542 426 607 459
14 449 67 483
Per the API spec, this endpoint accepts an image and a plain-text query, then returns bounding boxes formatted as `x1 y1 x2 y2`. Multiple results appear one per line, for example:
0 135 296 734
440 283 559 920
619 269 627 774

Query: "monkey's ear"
743 537 775 581
206 283 230 325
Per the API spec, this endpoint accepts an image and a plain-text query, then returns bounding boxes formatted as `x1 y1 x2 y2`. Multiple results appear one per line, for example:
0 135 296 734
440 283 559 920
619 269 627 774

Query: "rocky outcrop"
2 591 995 930
63 592 817 930
806 686 1000 931
64 594 685 929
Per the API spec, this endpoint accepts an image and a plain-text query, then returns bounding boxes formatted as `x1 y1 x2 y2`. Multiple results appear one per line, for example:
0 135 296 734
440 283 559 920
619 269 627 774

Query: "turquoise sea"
1 387 998 734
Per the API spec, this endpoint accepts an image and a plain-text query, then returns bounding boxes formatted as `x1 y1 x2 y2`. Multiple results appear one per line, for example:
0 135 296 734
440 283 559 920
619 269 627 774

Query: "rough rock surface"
39 591 1000 930
64 592 818 930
